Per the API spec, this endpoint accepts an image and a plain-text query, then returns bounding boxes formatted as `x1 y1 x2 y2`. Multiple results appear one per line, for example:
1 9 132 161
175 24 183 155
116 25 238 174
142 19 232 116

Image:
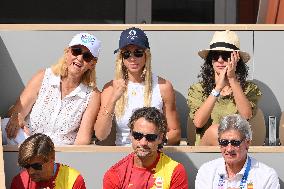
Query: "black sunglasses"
218 139 244 147
23 163 43 170
210 51 232 61
121 49 144 59
132 131 158 142
70 46 96 62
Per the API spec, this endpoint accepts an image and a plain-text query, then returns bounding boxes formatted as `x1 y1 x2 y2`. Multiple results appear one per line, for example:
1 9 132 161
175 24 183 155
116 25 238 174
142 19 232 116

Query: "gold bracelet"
103 106 114 118
11 112 20 118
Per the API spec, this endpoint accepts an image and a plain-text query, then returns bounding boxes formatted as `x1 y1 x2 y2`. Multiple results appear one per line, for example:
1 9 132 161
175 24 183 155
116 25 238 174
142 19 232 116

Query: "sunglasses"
121 49 144 59
210 51 232 61
70 46 96 62
132 131 158 142
23 163 43 170
218 139 244 147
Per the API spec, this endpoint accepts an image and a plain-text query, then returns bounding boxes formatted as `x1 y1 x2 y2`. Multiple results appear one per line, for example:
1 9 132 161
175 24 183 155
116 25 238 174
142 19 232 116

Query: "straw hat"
198 30 250 63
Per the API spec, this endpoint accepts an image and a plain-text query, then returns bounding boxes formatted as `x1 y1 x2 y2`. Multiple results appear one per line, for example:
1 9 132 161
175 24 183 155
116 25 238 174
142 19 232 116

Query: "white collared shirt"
195 156 280 189
26 68 93 145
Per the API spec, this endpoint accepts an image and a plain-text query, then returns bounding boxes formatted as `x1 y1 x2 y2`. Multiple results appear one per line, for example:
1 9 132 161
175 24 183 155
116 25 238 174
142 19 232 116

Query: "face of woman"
66 45 96 77
121 45 146 75
211 51 232 74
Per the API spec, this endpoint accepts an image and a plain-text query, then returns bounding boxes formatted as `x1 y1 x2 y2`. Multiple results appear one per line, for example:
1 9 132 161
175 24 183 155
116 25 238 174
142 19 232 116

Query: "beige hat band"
210 42 239 51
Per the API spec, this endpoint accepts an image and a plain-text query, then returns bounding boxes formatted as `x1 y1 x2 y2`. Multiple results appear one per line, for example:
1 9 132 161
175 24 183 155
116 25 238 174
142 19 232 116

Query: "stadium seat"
248 108 266 146
186 108 266 146
279 112 284 145
95 120 116 146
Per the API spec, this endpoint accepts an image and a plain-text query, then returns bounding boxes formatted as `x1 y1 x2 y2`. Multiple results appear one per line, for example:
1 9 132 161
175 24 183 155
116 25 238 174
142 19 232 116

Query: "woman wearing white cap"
188 30 262 146
95 27 181 146
4 33 101 145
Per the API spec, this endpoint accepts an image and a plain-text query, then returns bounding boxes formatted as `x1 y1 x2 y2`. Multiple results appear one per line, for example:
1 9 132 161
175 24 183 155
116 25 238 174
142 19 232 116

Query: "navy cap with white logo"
114 27 150 53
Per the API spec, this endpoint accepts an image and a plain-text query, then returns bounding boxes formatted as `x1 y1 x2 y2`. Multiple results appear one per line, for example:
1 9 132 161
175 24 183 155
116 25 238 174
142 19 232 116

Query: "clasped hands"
215 51 240 91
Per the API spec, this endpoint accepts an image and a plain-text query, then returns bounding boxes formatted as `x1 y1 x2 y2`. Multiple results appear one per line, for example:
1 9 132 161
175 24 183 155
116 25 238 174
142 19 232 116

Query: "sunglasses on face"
218 139 244 147
132 131 158 142
210 51 232 61
70 46 96 62
121 49 144 59
23 163 43 170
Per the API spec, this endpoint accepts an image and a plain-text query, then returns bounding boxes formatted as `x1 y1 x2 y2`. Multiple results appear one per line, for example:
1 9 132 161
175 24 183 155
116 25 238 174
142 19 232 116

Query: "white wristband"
211 89 220 97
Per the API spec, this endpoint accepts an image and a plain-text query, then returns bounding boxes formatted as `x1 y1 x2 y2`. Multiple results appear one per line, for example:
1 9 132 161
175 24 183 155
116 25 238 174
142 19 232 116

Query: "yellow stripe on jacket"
150 153 179 189
55 164 80 189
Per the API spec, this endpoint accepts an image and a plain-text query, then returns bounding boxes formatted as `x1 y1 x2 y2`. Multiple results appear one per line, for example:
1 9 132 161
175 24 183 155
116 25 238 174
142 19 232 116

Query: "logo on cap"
81 34 96 45
127 30 138 40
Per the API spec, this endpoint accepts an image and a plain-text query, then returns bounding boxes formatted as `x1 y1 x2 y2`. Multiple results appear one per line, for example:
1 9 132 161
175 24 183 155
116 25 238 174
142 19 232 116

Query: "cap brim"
198 48 250 63
114 48 119 54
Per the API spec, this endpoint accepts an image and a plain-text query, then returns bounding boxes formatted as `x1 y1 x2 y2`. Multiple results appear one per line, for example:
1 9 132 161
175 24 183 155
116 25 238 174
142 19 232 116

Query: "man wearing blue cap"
95 27 181 146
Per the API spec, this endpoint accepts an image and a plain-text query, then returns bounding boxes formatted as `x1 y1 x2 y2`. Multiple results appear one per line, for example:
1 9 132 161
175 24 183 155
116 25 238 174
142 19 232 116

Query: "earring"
124 72 128 80
141 67 146 80
62 61 68 76
122 64 128 80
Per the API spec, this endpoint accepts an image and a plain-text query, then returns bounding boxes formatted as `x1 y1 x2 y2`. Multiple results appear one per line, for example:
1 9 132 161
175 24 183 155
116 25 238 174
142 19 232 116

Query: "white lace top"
115 74 163 146
26 68 93 145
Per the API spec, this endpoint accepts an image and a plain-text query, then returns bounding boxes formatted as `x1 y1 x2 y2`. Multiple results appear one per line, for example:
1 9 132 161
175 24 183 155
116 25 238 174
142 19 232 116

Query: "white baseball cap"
69 33 101 58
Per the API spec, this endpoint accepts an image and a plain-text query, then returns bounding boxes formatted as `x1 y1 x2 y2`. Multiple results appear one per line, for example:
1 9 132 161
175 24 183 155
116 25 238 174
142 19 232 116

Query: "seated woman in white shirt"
94 27 181 146
4 33 101 145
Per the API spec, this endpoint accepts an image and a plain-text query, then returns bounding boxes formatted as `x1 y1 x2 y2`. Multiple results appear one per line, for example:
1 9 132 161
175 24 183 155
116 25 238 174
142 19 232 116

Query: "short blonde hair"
51 48 97 87
114 49 152 117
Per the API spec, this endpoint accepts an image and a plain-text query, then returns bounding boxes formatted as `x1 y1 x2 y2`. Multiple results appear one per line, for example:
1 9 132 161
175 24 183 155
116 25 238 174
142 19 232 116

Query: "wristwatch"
211 89 220 97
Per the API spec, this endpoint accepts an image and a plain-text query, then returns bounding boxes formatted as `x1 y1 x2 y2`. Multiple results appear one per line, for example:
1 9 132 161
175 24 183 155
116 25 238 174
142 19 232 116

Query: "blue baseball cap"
114 27 150 53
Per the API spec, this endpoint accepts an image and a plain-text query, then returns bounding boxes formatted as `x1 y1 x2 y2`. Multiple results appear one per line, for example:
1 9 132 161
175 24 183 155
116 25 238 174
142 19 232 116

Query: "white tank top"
26 68 93 145
115 74 163 146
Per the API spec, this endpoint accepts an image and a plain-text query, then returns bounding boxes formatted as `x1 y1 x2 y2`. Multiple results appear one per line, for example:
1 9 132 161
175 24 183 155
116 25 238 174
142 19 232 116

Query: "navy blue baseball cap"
114 27 150 53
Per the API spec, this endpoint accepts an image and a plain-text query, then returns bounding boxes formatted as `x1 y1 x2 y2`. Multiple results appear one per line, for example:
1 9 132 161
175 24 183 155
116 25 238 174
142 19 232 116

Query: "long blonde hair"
114 49 152 117
51 48 97 87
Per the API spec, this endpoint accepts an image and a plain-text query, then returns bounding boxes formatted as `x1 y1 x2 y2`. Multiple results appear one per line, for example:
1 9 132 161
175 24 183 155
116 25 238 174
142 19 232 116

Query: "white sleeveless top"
26 68 93 145
115 74 163 146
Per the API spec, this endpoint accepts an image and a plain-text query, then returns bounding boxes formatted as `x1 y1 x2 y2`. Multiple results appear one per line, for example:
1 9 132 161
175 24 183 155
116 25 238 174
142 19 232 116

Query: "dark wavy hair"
198 51 249 96
128 107 167 149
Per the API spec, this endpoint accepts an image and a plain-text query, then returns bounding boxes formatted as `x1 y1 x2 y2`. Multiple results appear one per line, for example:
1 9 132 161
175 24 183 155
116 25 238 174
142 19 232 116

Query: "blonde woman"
95 27 181 146
5 33 101 145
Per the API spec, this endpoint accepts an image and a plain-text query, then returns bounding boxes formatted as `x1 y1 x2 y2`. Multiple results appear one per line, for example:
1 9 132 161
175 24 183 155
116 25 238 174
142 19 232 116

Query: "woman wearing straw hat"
94 27 181 146
188 30 262 146
4 33 101 145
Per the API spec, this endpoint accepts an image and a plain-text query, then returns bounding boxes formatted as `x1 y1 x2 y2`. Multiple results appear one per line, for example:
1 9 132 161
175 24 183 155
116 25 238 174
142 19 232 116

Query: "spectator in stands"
103 107 188 188
195 114 280 189
188 30 261 145
94 27 181 146
11 133 86 189
5 33 101 145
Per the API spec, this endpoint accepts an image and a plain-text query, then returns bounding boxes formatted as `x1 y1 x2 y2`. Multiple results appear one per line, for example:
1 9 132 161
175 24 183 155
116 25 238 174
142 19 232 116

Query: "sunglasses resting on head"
71 46 96 63
132 131 158 142
121 49 144 59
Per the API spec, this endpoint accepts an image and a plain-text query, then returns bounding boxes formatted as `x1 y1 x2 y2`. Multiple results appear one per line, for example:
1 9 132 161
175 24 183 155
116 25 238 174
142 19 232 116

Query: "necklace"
131 90 137 96
130 82 141 96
